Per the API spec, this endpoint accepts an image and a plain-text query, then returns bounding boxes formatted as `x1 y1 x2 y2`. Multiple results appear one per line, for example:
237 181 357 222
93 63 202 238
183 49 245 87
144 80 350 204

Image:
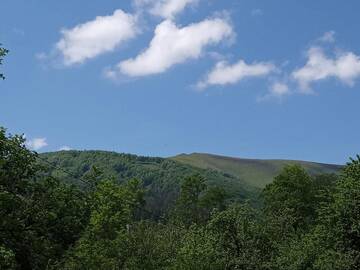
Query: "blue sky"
1 0 360 164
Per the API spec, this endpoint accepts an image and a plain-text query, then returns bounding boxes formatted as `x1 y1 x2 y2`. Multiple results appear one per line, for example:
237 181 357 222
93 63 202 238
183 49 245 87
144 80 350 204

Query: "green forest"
1 127 360 269
1 45 360 269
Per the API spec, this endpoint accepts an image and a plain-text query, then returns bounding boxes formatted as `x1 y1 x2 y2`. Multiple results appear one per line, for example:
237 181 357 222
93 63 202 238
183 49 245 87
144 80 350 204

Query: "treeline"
1 128 360 269
40 150 258 219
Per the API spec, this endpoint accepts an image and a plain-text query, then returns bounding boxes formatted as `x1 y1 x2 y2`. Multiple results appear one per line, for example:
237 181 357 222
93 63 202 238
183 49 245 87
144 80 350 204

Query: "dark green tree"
208 204 272 270
125 221 182 270
262 165 316 232
173 174 227 226
1 128 90 269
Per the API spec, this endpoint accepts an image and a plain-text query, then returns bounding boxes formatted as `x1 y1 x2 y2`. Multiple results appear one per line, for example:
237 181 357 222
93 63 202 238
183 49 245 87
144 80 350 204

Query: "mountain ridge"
170 152 342 188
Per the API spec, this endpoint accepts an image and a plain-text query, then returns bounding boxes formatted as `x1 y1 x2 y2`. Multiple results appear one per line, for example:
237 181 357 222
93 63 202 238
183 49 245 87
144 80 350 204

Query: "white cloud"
114 18 233 77
150 0 198 19
292 47 360 91
319 31 336 43
56 9 138 65
134 0 198 19
270 82 290 96
59 146 71 151
198 59 275 89
257 81 290 102
26 138 48 151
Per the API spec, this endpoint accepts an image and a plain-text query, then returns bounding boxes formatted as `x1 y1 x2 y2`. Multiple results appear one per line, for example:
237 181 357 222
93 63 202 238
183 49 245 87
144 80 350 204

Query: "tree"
314 156 360 269
275 157 360 270
0 127 39 269
207 204 272 270
0 44 9 80
172 225 222 270
1 128 90 269
173 174 227 226
262 165 316 232
125 221 182 270
62 178 145 269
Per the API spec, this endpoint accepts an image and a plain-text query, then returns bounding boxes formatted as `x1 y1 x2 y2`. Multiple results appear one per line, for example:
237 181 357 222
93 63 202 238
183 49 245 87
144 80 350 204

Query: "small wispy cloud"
135 0 199 19
35 52 47 61
318 31 336 43
270 81 290 96
26 138 48 151
197 59 276 89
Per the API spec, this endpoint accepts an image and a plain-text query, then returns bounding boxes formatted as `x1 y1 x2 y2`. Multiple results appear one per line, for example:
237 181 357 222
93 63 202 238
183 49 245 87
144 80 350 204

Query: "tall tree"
262 165 316 232
62 178 145 269
173 174 227 226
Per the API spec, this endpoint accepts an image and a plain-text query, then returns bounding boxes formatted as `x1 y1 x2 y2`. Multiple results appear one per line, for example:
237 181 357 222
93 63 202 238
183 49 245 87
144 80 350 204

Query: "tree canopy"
1 125 359 269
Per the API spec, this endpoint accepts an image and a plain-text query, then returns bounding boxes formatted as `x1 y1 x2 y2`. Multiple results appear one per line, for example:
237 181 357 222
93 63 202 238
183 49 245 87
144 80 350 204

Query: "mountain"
39 151 342 217
39 151 258 218
170 153 342 188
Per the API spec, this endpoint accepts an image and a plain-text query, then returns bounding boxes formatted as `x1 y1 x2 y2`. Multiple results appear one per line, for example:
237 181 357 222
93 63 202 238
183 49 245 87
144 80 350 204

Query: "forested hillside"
40 151 258 218
2 127 360 269
172 153 342 188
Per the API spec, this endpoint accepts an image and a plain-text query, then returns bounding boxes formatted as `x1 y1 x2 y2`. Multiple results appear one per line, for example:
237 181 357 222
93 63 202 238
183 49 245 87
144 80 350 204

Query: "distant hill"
40 151 258 219
39 151 342 217
170 153 343 188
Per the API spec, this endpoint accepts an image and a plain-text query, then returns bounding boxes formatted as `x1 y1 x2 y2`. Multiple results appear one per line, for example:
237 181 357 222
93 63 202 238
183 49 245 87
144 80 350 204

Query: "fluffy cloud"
292 47 360 91
26 138 48 151
198 59 275 89
114 18 233 77
56 9 138 65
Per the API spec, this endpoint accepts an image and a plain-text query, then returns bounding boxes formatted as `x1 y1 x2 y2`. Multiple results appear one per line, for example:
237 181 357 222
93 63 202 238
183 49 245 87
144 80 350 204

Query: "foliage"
172 225 222 270
208 204 272 269
125 221 182 270
61 178 144 269
171 174 228 226
0 245 17 269
0 128 89 269
2 126 360 269
0 44 9 80
262 165 317 231
172 153 342 188
40 150 258 219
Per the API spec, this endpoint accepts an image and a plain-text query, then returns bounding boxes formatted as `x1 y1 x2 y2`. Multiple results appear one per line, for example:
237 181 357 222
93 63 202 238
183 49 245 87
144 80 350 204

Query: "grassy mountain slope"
171 153 342 188
40 151 258 218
